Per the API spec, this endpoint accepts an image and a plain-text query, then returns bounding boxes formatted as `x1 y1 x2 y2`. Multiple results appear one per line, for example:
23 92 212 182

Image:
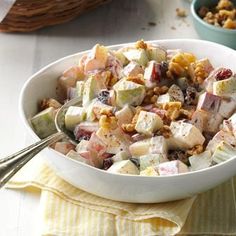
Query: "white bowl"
19 39 236 203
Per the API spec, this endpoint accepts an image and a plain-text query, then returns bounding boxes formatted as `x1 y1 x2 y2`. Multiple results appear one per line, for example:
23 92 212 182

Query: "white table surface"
0 0 200 235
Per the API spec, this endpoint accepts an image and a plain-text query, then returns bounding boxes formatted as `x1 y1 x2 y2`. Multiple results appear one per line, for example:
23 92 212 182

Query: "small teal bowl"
191 0 236 49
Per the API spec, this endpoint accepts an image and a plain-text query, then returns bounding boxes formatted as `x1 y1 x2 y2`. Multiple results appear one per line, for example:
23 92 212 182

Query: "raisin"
103 158 113 170
160 61 169 77
215 68 232 81
97 90 110 104
129 158 140 169
185 86 198 105
168 150 190 166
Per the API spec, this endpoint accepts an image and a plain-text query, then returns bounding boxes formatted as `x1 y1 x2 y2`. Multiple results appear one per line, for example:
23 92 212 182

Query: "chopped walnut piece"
99 115 117 130
39 98 62 111
135 39 148 50
186 144 204 156
126 74 145 85
122 123 135 133
176 8 187 17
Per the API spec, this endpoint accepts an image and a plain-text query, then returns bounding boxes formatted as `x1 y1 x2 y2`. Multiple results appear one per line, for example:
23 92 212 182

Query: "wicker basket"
0 0 111 32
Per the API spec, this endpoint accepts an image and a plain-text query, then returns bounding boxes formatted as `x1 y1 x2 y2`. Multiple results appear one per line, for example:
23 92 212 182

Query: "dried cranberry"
130 158 140 168
74 125 92 141
160 61 169 77
103 158 113 170
215 69 232 81
97 90 110 104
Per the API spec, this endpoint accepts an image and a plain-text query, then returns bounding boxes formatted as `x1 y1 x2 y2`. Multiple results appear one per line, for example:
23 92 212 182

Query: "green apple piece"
135 111 163 135
113 80 145 107
65 106 86 131
147 46 167 62
189 151 212 171
140 166 159 176
115 105 134 126
96 127 130 154
140 154 166 171
176 77 189 90
82 75 106 106
31 107 57 139
113 50 129 66
213 76 236 97
107 160 139 175
212 141 236 164
76 81 85 102
123 49 148 66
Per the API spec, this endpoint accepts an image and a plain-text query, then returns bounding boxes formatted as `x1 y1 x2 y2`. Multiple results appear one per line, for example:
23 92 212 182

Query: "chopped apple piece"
66 150 91 165
31 107 57 139
123 49 149 66
189 151 212 171
135 111 163 135
218 98 236 118
54 142 75 155
146 44 167 62
65 106 86 131
197 92 221 113
112 151 130 162
123 61 144 77
140 166 159 176
168 121 205 149
140 154 167 171
115 105 134 126
107 160 139 175
157 160 189 176
144 61 162 88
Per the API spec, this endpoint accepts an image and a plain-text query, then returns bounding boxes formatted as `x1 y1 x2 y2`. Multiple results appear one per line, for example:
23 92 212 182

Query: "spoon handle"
0 132 65 188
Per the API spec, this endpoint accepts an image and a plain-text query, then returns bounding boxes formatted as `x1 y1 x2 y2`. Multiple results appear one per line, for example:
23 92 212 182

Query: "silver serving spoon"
0 97 81 188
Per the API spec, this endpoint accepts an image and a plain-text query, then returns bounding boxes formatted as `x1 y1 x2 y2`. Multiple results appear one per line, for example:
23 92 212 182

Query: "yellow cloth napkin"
6 156 236 236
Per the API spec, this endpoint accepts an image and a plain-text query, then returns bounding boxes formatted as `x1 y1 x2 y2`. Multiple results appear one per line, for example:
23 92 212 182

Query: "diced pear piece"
123 61 144 77
157 160 189 176
107 160 139 175
84 44 108 72
190 110 208 132
65 106 86 131
213 76 236 97
66 150 91 165
189 151 212 171
129 136 167 157
140 166 159 176
115 105 134 126
146 45 167 62
212 141 236 164
112 151 130 162
168 121 205 149
31 107 57 139
113 80 145 107
135 111 163 135
157 94 174 104
83 75 106 106
218 98 236 118
123 49 148 66
205 113 223 133
168 84 184 103
149 136 168 155
197 92 221 113
206 130 236 154
96 127 130 154
54 142 75 155
140 154 167 171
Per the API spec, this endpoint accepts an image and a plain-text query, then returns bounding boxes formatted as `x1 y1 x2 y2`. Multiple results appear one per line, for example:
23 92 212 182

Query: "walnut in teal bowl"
191 0 236 49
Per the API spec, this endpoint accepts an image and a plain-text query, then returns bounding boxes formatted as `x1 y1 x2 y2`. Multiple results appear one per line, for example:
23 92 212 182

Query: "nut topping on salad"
31 40 236 176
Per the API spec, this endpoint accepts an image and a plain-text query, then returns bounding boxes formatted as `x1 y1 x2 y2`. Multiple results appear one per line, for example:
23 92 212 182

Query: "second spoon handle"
0 131 65 188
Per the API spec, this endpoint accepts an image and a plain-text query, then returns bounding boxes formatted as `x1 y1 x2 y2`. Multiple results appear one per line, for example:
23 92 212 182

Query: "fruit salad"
31 40 236 176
